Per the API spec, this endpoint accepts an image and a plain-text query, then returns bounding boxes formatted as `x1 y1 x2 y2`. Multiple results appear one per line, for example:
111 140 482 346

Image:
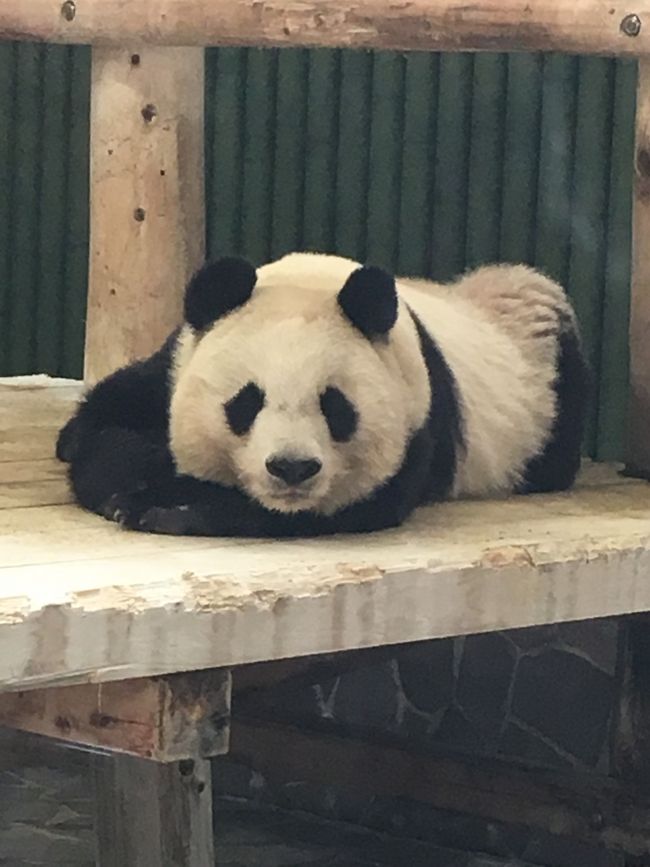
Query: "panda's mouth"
262 483 323 512
269 489 311 504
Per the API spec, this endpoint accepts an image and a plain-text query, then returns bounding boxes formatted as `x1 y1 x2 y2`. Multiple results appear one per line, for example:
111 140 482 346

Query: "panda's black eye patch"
225 383 265 435
320 387 358 442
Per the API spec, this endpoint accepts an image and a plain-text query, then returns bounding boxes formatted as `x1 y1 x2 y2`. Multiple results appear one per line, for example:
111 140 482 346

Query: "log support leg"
94 754 214 867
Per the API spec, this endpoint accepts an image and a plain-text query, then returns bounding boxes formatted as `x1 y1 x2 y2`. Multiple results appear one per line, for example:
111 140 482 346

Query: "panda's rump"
399 267 581 497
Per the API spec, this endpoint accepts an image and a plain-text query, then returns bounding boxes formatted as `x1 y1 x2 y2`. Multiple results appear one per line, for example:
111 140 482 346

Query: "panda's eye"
320 387 358 442
225 383 265 435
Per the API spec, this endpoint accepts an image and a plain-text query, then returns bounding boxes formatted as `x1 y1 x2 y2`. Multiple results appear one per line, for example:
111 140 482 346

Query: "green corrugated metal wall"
0 44 637 461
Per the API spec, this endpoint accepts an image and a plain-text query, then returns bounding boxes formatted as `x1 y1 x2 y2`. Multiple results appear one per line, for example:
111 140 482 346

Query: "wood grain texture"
94 753 214 866
0 378 649 692
2 0 650 55
85 46 204 382
231 718 650 857
628 60 650 475
0 669 231 761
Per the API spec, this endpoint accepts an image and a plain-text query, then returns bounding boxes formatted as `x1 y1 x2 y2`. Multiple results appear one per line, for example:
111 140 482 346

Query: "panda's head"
169 255 430 515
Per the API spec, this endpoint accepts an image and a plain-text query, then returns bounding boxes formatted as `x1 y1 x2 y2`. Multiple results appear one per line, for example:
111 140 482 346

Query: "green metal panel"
0 43 89 379
0 44 637 461
206 47 636 460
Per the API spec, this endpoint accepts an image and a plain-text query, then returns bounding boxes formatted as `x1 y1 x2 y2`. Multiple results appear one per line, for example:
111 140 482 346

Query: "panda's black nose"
266 456 322 486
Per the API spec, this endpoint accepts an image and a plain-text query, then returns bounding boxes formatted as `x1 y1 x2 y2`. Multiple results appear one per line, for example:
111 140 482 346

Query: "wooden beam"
85 46 204 383
2 0 650 56
94 753 214 866
627 60 650 477
613 614 650 789
0 670 231 762
231 718 650 857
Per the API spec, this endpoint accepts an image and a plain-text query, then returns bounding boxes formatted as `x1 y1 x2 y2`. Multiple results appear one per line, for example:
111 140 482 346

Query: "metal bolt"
61 0 76 21
621 13 642 36
133 208 146 222
141 103 158 123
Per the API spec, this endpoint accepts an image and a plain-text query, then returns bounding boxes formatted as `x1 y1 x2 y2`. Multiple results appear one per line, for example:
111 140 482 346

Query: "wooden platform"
2 376 650 694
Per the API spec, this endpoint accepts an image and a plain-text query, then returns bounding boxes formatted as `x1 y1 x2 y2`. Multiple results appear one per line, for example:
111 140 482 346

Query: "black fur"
337 266 398 339
517 325 589 494
320 387 358 442
225 383 265 435
56 331 177 515
184 258 257 331
410 312 465 502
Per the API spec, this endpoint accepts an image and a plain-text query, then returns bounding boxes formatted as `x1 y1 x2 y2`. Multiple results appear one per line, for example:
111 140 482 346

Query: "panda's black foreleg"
115 426 434 538
69 427 176 518
57 333 177 517
117 484 406 538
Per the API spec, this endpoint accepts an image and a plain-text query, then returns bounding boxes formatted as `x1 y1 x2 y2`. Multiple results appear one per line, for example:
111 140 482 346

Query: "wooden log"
85 46 204 383
627 60 650 477
613 614 650 789
0 670 231 761
231 718 650 857
2 0 650 56
94 753 214 867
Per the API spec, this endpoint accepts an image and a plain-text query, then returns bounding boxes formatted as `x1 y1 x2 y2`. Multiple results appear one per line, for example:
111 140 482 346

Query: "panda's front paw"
102 489 156 530
137 505 194 536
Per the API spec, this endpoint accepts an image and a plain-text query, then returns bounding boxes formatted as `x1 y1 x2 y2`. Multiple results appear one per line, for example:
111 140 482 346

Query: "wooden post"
85 47 205 383
613 614 650 790
94 754 214 867
627 60 650 477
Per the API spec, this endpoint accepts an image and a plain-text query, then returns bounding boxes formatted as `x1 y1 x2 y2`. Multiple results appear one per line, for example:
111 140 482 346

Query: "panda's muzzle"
265 456 322 487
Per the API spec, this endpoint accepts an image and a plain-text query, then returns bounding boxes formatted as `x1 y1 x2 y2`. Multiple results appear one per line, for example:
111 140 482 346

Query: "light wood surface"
1 377 650 693
85 47 204 382
2 0 650 56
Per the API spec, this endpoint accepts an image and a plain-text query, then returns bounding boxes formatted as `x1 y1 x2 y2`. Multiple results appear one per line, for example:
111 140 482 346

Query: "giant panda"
56 252 588 537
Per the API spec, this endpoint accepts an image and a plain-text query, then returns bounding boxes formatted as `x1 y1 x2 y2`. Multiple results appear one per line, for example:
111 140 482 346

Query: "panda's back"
399 266 575 497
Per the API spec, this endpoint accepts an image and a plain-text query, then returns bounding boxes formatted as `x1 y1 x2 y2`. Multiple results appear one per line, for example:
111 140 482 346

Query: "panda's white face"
169 262 430 515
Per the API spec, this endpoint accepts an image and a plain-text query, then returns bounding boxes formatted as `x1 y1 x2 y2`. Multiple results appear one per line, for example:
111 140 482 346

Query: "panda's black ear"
337 266 398 339
184 257 257 330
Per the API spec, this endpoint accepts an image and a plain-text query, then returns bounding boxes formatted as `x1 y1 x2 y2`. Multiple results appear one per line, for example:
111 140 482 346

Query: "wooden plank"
4 0 650 56
1 380 650 692
0 377 82 463
230 718 650 857
0 670 231 761
85 46 204 382
627 60 650 477
3 476 650 691
0 458 70 509
94 753 214 867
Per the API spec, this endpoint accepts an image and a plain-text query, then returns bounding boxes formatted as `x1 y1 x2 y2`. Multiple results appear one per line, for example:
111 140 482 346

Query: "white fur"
399 264 573 496
170 253 576 513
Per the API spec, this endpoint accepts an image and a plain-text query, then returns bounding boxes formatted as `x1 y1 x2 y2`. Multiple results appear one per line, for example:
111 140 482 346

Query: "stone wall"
235 618 622 773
